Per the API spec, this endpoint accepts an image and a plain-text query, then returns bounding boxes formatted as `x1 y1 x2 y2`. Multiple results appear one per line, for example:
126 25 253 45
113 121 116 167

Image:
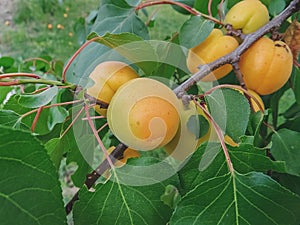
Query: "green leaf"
170 172 300 225
283 102 300 119
18 86 58 108
268 0 286 16
45 138 65 170
179 16 214 49
0 110 24 128
125 0 141 7
271 129 300 176
160 184 181 209
0 126 66 225
206 88 250 142
194 0 219 16
87 32 158 74
187 115 210 139
171 0 195 14
48 105 68 131
73 158 179 225
66 134 95 187
0 86 12 104
293 68 300 105
68 0 149 83
64 106 96 187
0 56 15 69
276 173 300 196
180 143 286 194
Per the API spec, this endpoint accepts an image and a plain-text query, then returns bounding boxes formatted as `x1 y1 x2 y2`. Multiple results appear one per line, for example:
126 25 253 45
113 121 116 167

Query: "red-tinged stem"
218 0 225 23
135 0 224 25
31 87 49 94
21 100 84 119
60 105 85 138
208 0 213 17
83 104 115 170
31 107 43 132
62 37 102 83
202 84 265 113
0 73 40 79
0 81 20 86
193 98 234 174
97 122 108 133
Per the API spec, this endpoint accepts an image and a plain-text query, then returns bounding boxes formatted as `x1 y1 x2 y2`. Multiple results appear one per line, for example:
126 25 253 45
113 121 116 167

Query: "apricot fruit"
239 37 293 95
224 0 269 34
186 29 239 81
87 61 139 116
164 101 199 161
107 78 180 151
165 101 239 160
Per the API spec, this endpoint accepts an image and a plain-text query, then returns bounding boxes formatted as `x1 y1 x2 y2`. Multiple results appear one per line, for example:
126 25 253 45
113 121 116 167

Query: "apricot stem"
135 0 224 25
202 84 265 113
20 100 83 119
83 104 114 170
60 105 85 139
0 73 40 79
0 77 76 89
31 106 43 132
193 98 234 174
62 36 102 83
232 62 245 88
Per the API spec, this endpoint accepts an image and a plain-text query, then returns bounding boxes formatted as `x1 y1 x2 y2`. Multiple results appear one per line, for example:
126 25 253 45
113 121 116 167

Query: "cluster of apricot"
87 61 187 161
86 0 293 161
188 0 293 95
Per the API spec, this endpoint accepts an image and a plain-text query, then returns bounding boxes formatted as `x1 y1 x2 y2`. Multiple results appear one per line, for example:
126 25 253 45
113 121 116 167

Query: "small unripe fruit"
187 29 239 81
239 37 293 95
107 78 180 151
87 61 139 115
224 0 269 34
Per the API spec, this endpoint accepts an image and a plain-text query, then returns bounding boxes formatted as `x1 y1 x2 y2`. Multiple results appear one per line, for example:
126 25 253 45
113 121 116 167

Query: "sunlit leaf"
179 16 214 49
87 32 158 74
18 86 58 108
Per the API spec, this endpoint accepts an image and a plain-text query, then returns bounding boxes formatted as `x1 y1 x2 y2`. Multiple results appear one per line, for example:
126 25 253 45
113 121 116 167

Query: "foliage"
0 0 300 224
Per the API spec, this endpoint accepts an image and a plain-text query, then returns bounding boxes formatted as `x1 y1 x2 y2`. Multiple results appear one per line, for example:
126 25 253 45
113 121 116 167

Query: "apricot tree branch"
65 143 127 214
174 0 300 97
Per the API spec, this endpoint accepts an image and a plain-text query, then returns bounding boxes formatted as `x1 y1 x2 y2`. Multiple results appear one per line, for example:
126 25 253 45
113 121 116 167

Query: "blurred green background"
0 0 188 61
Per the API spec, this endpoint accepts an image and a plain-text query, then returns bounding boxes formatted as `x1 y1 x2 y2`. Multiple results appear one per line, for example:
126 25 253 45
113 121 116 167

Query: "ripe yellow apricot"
245 89 265 112
164 101 199 161
186 29 239 81
104 146 140 167
87 61 139 116
165 101 239 160
239 37 293 95
107 78 180 151
224 0 269 34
